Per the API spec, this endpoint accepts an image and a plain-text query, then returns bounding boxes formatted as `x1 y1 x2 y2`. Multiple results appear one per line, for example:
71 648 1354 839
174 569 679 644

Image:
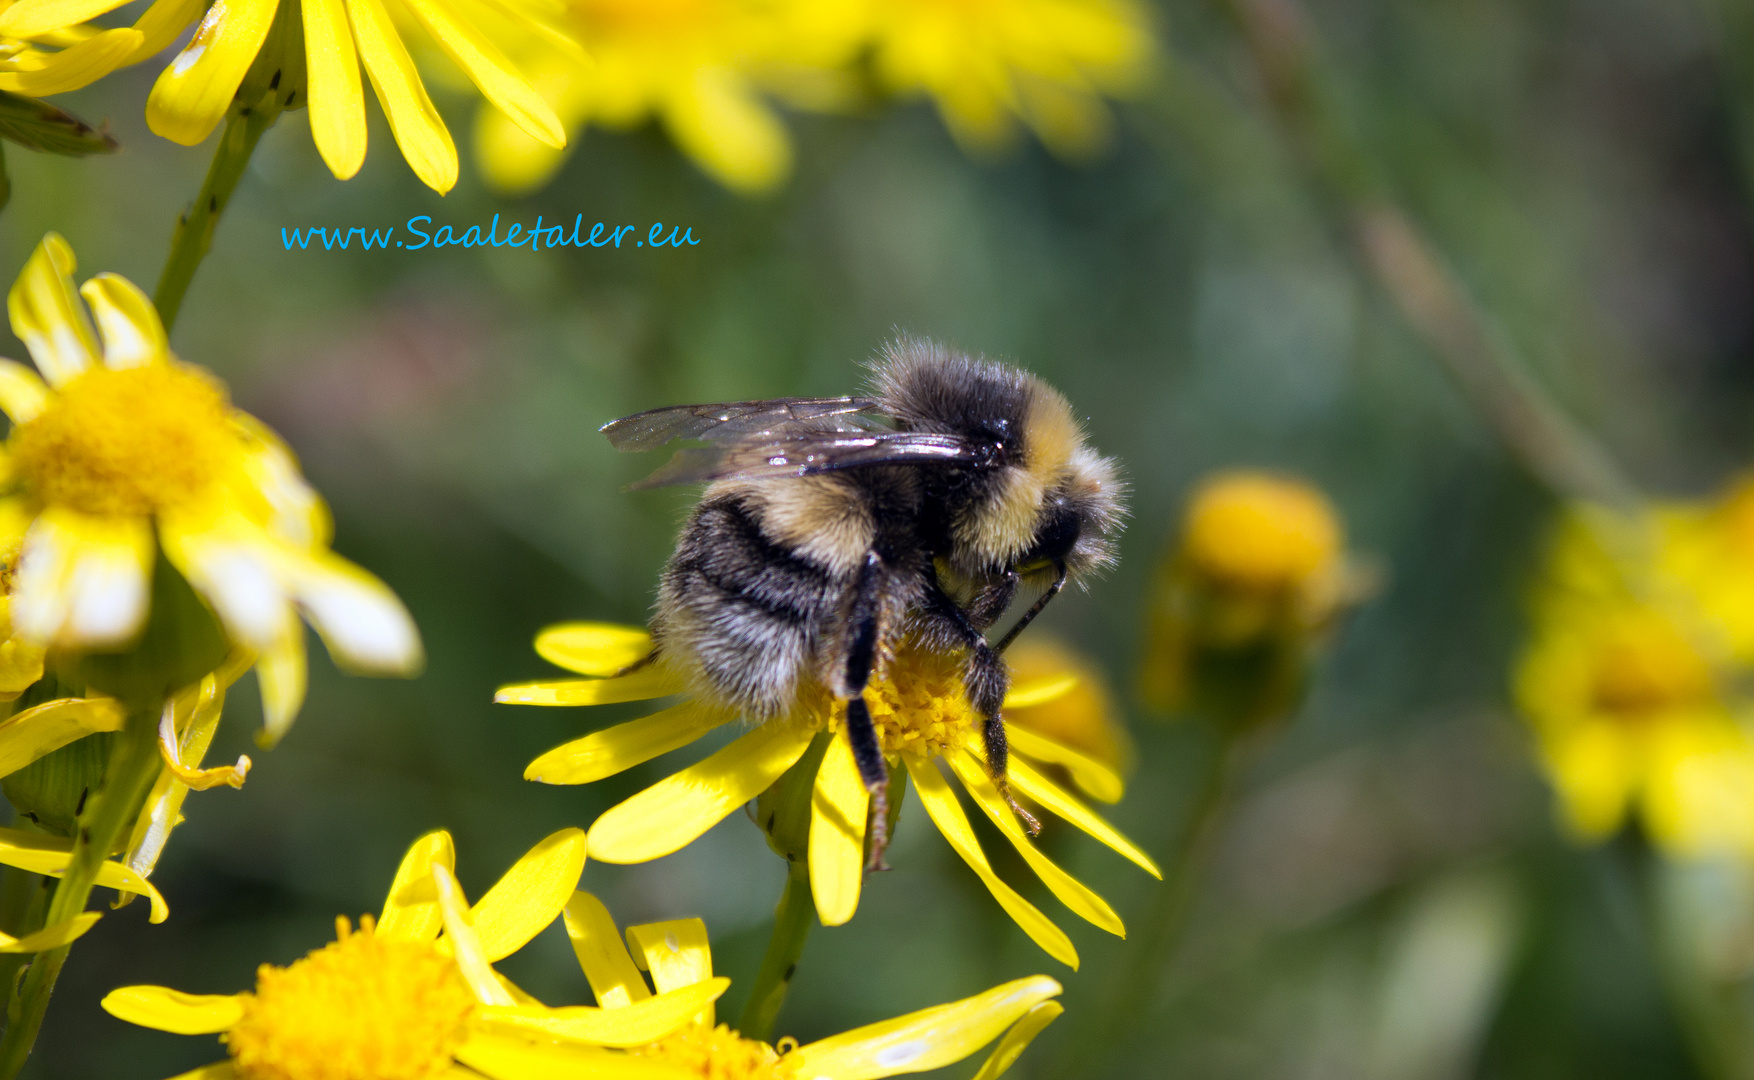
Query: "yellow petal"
300 0 366 179
587 724 814 864
969 1000 1063 1080
12 509 153 650
474 100 569 195
1003 673 1078 709
255 621 307 745
101 986 245 1034
0 827 168 922
124 0 207 65
0 358 49 423
476 977 728 1046
0 911 99 952
162 1063 237 1080
563 891 651 1008
146 0 281 146
378 829 455 941
790 975 1064 1080
157 517 292 654
626 917 713 1025
432 863 515 1006
398 0 564 148
1008 757 1160 878
950 751 1123 937
0 0 133 36
285 550 423 675
126 675 229 880
345 0 456 193
1000 726 1124 805
457 1029 690 1080
496 666 683 706
79 273 166 369
534 622 653 676
809 729 867 927
525 700 730 785
904 757 1077 969
0 696 125 778
468 827 585 961
0 27 143 95
662 67 790 193
8 232 96 386
156 696 249 790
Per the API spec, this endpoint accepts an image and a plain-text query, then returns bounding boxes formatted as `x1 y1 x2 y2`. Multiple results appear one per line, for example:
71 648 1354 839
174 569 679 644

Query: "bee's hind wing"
600 397 884 451
628 431 1002 490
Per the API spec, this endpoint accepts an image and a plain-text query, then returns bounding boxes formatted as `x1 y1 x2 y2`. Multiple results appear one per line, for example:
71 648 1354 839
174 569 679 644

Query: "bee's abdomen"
654 494 843 717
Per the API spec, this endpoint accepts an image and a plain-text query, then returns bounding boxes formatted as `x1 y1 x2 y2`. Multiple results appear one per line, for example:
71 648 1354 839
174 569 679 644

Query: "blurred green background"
9 0 1754 1075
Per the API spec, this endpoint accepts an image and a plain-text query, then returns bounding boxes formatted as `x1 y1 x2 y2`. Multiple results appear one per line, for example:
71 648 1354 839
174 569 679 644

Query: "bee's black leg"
842 552 893 870
922 569 1041 835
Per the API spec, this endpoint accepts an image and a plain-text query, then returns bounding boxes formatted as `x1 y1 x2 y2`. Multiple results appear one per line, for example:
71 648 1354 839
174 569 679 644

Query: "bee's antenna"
994 563 1067 654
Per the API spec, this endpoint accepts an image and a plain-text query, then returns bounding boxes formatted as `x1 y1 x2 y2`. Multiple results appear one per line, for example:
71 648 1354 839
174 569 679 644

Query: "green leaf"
0 91 116 157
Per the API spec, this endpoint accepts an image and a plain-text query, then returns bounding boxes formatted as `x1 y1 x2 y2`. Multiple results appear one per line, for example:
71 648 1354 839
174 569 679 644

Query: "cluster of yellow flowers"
1516 487 1754 858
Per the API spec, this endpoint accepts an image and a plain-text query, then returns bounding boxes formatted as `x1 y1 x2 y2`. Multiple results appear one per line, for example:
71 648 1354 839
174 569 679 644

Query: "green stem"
0 704 162 1079
153 107 274 334
738 861 815 1043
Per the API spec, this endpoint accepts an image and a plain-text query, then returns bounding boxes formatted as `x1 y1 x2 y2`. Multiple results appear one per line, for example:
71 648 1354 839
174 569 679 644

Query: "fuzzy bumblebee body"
607 339 1125 866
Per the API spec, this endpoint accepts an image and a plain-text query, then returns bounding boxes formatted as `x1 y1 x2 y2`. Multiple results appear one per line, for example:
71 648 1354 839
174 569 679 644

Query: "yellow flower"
474 0 851 195
1516 600 1754 856
867 0 1155 159
1001 634 1132 802
103 827 598 1080
0 233 421 743
1655 476 1754 664
0 0 566 194
499 622 1161 968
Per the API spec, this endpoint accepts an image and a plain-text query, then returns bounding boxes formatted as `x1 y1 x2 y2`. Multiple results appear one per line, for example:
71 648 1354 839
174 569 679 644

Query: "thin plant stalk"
154 108 277 333
0 705 164 1080
738 861 816 1042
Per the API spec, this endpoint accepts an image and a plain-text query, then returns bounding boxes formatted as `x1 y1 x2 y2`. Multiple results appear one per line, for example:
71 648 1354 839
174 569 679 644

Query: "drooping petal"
0 358 50 423
789 975 1063 1080
0 27 143 95
496 665 683 706
398 0 564 148
285 550 423 675
156 695 249 790
466 827 585 961
146 0 280 145
904 757 1077 969
432 863 515 1006
587 724 814 864
79 274 166 369
625 917 713 1026
661 66 790 193
534 622 653 676
158 517 289 651
476 977 728 1046
126 675 231 881
0 0 134 37
0 696 125 779
101 986 246 1034
300 0 367 179
8 510 75 646
0 826 168 921
254 618 307 745
8 232 97 386
968 1000 1064 1080
1008 757 1160 878
345 0 457 193
457 1029 687 1080
524 700 731 785
230 413 329 548
13 509 152 649
950 751 1123 937
0 912 99 952
378 829 455 941
809 729 867 927
563 891 651 1009
1000 726 1123 804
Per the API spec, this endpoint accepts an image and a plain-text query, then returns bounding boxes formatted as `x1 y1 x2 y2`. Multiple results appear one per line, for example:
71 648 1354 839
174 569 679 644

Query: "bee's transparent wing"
627 431 1001 490
601 397 884 451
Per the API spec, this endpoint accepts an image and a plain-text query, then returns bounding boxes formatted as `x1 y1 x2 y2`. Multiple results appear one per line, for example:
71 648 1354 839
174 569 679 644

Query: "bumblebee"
605 338 1125 866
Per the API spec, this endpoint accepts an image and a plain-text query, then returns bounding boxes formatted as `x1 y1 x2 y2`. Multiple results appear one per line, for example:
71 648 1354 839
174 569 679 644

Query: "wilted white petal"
290 552 423 674
64 519 153 647
161 522 287 650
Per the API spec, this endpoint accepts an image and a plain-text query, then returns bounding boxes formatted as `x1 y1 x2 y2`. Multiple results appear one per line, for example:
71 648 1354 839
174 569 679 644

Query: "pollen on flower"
224 914 476 1080
10 363 241 517
632 1021 797 1080
1588 614 1714 718
808 642 971 758
1182 471 1340 590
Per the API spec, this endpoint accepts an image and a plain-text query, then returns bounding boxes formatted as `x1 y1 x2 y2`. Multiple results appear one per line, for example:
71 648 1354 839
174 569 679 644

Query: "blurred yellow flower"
1656 476 1754 664
498 622 1160 967
105 827 1062 1080
868 0 1154 159
0 0 566 193
1002 634 1132 801
0 233 421 743
474 0 853 195
1139 470 1357 722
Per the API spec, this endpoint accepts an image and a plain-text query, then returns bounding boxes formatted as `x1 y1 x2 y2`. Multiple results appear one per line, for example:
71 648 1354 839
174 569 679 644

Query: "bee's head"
871 337 1127 585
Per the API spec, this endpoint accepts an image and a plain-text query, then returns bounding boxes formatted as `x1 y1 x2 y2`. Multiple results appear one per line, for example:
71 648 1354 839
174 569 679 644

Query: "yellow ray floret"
499 621 1158 965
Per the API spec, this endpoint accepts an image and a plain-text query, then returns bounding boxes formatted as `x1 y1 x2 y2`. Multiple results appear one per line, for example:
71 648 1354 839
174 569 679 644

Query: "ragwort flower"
499 622 1160 968
0 233 421 743
0 0 566 193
